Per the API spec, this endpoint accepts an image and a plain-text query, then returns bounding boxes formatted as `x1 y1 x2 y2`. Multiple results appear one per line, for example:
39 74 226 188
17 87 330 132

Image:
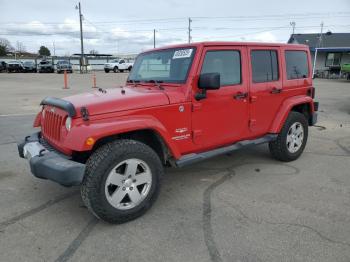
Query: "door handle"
270 87 282 94
234 92 248 100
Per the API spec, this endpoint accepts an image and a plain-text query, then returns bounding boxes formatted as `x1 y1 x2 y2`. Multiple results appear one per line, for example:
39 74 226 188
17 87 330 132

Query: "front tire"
104 69 109 73
113 66 118 73
269 111 308 162
81 139 163 224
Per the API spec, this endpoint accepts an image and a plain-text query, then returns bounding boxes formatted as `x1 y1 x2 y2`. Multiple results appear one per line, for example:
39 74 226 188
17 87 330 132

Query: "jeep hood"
63 87 170 117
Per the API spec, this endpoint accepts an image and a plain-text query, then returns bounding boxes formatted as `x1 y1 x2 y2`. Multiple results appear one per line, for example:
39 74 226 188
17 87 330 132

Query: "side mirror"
196 73 220 101
198 73 220 90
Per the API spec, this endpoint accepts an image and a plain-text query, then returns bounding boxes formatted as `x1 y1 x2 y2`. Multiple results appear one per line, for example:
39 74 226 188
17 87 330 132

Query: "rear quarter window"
285 50 309 79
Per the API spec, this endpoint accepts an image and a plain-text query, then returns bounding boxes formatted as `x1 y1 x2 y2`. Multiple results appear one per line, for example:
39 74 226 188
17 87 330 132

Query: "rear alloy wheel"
286 122 304 153
81 139 163 223
269 111 308 162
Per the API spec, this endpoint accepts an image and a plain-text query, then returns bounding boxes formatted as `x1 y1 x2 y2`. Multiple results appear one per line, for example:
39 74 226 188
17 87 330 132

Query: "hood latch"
81 107 89 121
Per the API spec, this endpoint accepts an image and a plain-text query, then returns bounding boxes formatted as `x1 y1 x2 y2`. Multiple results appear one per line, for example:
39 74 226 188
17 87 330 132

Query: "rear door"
191 46 250 150
248 46 284 136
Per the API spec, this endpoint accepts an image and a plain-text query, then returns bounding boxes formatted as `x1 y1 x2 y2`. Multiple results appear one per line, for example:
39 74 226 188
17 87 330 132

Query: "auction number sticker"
173 49 193 59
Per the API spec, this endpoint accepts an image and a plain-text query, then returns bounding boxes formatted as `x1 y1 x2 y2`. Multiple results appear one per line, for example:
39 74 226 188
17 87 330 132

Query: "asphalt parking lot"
0 72 350 262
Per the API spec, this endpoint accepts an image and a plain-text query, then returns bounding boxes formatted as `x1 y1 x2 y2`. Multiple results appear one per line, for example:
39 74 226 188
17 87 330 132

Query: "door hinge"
249 119 257 127
192 129 202 138
192 103 202 112
250 96 257 103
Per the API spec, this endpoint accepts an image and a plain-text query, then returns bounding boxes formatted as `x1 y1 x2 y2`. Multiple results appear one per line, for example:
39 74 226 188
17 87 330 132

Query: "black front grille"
39 136 66 156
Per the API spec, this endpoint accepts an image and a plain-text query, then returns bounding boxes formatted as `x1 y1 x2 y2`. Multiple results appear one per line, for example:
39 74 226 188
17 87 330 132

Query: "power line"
2 11 350 25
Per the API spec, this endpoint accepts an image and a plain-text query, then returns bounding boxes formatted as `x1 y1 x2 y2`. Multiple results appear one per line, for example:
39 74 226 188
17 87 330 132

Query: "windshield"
58 61 69 64
24 61 33 65
128 47 196 83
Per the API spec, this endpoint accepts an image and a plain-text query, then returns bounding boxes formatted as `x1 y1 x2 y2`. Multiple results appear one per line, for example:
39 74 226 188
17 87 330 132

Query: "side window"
119 60 125 64
251 50 279 83
201 50 241 86
285 51 309 79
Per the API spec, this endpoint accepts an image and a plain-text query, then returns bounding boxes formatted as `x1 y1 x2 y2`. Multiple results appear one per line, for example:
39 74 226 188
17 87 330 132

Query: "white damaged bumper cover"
18 132 85 187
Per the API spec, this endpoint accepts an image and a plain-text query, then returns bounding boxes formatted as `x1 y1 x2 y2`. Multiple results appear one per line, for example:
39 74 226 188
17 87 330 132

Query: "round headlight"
65 117 72 131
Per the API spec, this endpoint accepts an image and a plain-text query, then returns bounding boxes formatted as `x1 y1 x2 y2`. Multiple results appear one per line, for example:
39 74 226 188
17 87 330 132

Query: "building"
288 32 350 77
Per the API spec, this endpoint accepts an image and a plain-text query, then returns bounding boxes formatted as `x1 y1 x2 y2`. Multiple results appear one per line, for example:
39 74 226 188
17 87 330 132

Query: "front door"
191 46 249 151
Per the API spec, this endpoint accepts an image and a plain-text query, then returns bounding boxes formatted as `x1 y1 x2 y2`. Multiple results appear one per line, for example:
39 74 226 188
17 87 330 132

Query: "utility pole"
318 21 324 48
53 41 56 56
76 2 85 73
153 29 156 48
188 17 192 43
290 21 296 35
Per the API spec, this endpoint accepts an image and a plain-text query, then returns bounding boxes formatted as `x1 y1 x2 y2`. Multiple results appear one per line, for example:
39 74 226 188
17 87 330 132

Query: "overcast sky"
0 0 349 55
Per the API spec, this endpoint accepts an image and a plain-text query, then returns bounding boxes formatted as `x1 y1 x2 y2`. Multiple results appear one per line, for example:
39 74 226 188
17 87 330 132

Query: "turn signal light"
85 137 95 146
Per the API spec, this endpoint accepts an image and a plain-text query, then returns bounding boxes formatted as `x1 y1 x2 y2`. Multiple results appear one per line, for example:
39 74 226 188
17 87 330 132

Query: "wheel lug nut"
122 180 125 183
122 187 126 191
128 175 132 178
133 179 136 183
130 187 133 190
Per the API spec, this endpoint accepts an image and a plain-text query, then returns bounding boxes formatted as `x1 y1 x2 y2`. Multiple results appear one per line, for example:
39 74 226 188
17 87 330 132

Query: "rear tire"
81 139 163 224
269 111 308 162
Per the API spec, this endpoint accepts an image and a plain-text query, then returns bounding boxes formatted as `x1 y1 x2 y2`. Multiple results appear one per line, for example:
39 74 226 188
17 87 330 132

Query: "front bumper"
18 132 85 187
39 67 53 72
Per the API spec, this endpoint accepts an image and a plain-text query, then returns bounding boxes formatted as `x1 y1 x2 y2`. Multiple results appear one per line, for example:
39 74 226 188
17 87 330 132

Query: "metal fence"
0 55 137 71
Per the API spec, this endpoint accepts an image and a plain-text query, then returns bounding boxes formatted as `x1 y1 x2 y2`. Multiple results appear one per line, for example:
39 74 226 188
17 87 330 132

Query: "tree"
16 41 26 55
0 46 6 57
0 38 13 56
89 49 99 55
38 46 51 56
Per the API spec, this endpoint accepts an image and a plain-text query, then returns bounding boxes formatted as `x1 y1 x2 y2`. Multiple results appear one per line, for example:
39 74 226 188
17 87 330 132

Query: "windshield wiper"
146 80 164 90
126 79 140 87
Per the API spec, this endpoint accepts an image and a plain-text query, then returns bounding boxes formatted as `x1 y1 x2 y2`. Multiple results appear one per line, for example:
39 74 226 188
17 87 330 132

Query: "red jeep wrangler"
18 42 318 223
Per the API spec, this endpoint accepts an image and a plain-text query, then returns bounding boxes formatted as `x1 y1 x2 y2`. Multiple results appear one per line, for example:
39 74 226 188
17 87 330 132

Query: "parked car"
18 42 318 224
104 59 133 73
0 61 7 72
7 61 25 73
56 60 73 74
23 61 37 73
38 60 54 73
341 63 350 80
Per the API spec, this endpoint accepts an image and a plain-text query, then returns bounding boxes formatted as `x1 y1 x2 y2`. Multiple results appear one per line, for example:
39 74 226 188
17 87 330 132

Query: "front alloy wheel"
81 139 163 224
105 159 152 210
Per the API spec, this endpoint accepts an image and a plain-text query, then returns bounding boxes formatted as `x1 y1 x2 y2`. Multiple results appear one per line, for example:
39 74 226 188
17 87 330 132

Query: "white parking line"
0 113 37 117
